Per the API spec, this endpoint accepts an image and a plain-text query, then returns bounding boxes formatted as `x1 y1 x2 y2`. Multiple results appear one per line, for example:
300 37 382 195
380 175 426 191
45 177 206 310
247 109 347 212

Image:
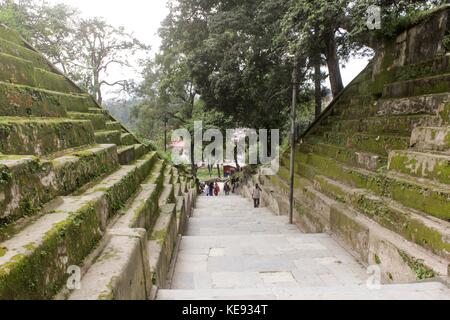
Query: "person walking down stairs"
252 184 262 208
214 182 221 196
224 182 231 195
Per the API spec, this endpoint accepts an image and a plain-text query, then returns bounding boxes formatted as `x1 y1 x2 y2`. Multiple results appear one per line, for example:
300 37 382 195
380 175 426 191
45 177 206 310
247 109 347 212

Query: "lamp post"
164 113 168 152
289 58 298 225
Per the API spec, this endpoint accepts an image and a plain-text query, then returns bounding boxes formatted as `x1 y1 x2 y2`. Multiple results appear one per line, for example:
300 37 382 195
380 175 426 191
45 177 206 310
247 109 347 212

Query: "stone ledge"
0 144 119 227
0 152 157 299
0 117 95 156
68 228 151 300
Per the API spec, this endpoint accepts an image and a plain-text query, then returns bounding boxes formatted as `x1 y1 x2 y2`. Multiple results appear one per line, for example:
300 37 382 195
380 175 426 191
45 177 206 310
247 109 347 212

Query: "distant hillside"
104 99 141 129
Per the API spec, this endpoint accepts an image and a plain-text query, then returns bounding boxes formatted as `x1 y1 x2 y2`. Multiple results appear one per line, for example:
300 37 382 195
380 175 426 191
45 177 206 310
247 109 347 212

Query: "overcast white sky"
47 0 369 99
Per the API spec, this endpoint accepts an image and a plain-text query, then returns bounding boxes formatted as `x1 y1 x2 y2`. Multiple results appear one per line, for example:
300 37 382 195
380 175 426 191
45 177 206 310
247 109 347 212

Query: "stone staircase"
242 7 450 286
157 196 450 300
0 24 197 300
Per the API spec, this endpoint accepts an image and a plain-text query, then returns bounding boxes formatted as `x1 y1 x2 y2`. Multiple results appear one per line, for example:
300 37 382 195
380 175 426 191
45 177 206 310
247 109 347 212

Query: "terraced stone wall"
241 6 450 285
0 24 196 300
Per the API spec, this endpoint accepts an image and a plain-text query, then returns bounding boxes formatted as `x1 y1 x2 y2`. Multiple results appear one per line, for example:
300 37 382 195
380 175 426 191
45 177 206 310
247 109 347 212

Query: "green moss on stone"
374 254 382 265
440 103 450 124
0 201 102 299
151 229 167 246
398 250 436 280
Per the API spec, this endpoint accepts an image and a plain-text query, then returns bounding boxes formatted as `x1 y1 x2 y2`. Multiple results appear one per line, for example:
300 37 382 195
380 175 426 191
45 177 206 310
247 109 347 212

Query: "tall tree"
0 0 80 75
160 0 298 132
76 17 149 104
279 0 350 98
0 0 150 105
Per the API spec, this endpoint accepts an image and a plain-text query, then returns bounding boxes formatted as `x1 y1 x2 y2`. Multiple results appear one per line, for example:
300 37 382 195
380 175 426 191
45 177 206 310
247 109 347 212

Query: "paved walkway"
157 196 450 300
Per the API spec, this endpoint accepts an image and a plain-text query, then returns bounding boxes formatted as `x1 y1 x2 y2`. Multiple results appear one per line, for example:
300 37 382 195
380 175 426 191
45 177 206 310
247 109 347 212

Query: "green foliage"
0 0 149 104
398 250 436 280
137 0 302 138
348 0 447 42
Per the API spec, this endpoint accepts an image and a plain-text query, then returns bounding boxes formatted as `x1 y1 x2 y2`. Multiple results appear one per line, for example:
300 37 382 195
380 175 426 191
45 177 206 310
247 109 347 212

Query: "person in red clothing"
214 182 220 196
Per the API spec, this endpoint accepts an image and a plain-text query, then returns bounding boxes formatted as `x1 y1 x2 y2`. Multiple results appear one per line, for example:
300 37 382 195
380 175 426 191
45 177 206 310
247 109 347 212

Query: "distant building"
223 164 237 178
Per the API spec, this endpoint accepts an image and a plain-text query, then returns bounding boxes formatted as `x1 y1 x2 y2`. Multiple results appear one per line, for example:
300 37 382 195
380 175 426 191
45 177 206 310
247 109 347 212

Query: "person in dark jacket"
224 182 231 195
208 182 214 196
252 184 262 208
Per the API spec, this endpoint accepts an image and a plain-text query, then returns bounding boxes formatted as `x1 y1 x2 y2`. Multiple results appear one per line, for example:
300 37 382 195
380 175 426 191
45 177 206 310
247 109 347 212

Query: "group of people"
204 181 221 197
202 181 232 196
199 179 263 208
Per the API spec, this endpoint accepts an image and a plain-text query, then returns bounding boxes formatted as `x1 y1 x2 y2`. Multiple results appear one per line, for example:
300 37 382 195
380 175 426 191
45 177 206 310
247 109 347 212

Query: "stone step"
135 144 148 160
294 153 450 221
368 54 450 97
0 53 78 93
331 201 449 282
388 150 450 185
68 228 151 300
385 171 450 221
156 282 450 300
0 144 119 230
175 194 188 236
0 82 66 117
120 133 136 146
0 81 96 115
67 164 192 300
106 121 122 131
88 108 109 115
163 166 174 185
410 126 450 152
383 73 450 99
144 159 166 189
94 130 122 145
376 93 450 121
159 184 176 207
68 112 107 130
268 169 331 233
0 117 95 156
115 184 160 231
0 25 26 46
317 132 410 157
324 115 439 136
348 95 375 108
312 175 450 261
0 53 37 87
117 145 136 165
185 218 304 237
34 67 80 94
0 38 55 72
149 203 178 290
391 53 450 83
299 142 387 172
0 152 157 299
266 174 449 283
329 103 378 120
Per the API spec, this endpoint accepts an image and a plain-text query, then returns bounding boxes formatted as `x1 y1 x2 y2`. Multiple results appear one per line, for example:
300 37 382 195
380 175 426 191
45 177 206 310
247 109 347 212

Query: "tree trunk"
190 139 197 176
325 33 344 98
234 145 240 171
314 57 322 120
217 164 221 179
93 72 102 105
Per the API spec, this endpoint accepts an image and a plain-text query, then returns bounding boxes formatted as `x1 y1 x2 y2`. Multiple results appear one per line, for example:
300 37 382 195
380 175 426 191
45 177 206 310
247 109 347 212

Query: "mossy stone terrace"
0 23 196 300
253 6 450 284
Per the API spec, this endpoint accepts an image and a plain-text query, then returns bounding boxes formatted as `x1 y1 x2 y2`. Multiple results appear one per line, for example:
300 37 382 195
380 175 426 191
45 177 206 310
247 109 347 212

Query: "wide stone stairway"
157 196 450 300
